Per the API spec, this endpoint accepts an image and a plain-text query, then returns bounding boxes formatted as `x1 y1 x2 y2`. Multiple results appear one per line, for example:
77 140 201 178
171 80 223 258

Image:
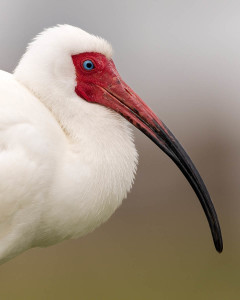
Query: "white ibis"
0 25 222 264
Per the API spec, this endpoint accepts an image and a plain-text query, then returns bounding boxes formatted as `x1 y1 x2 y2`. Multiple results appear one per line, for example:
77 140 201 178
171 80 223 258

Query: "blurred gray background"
1 0 240 299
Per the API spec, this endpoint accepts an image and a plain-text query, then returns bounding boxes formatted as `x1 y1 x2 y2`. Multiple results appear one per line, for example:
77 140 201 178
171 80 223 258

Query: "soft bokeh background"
0 0 240 299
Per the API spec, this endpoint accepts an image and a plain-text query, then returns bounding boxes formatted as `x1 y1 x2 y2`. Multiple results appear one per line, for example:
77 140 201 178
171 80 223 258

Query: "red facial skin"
72 52 168 143
71 52 223 253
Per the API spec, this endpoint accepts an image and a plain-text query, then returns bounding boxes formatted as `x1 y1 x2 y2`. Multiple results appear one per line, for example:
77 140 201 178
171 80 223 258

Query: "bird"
0 24 222 264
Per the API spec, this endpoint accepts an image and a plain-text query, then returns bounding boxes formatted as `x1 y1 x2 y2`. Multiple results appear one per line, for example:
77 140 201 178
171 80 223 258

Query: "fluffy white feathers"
0 25 138 263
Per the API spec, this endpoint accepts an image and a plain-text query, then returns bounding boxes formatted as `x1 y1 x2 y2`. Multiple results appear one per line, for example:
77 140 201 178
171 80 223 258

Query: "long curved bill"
97 69 223 253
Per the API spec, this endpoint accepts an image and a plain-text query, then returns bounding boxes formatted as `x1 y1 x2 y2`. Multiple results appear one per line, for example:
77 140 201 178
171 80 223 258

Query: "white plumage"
0 25 137 263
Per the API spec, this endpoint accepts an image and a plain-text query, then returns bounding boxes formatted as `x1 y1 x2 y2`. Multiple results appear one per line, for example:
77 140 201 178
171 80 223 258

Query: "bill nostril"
124 88 132 96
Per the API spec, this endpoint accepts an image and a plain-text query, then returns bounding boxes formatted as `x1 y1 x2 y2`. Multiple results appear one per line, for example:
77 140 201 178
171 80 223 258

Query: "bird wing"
0 71 63 261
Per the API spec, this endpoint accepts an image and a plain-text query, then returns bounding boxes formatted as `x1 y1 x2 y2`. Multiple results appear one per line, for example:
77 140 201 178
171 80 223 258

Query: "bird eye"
83 60 94 71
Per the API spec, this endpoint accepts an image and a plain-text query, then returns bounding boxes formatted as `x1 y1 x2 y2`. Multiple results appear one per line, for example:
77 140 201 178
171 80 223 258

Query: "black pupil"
86 62 92 68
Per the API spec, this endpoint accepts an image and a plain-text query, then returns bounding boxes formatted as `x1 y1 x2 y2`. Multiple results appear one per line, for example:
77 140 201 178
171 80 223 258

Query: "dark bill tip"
152 120 223 253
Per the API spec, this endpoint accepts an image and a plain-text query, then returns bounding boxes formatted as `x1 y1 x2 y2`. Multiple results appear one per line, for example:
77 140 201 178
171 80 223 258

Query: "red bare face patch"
71 51 163 131
72 52 119 102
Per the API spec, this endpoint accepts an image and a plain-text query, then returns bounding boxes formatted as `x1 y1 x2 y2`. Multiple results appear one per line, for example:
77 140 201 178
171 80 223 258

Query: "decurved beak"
97 73 223 253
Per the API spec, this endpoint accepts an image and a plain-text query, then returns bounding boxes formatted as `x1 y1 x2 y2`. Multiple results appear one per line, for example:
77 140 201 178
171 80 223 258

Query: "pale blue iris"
83 60 94 70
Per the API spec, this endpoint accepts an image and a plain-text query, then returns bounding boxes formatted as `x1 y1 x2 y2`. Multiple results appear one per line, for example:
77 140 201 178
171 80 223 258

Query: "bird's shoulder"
0 70 66 155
